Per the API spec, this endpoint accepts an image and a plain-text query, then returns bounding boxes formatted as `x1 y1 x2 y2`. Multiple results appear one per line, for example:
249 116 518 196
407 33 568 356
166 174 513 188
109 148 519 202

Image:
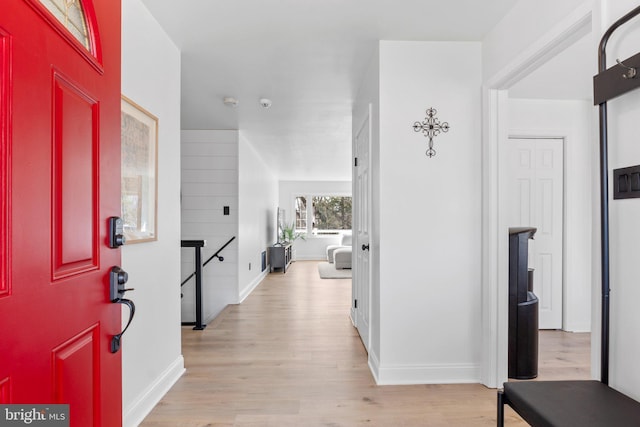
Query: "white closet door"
507 138 564 329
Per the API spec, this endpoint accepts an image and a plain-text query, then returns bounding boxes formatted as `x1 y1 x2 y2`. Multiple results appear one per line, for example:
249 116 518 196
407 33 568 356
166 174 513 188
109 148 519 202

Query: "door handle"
109 266 135 353
362 244 370 251
111 299 135 353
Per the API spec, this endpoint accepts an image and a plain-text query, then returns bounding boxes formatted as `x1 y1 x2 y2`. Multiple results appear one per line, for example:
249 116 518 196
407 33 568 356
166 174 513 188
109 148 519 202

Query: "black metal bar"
193 244 205 330
595 4 640 385
598 5 640 72
203 236 235 268
181 239 206 247
598 101 610 385
180 237 235 330
180 236 236 287
180 240 206 330
497 390 504 427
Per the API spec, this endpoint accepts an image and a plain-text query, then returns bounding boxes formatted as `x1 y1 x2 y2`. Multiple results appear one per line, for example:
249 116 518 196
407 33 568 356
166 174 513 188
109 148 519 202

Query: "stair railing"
180 236 236 330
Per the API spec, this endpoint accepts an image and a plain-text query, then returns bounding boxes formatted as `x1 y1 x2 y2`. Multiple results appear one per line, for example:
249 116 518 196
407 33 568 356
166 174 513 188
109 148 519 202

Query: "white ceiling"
141 0 522 181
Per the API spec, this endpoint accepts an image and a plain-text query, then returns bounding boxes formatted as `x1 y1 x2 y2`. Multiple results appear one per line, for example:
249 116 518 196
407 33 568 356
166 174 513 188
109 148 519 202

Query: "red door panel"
0 1 122 426
52 326 101 426
52 70 99 278
0 378 9 403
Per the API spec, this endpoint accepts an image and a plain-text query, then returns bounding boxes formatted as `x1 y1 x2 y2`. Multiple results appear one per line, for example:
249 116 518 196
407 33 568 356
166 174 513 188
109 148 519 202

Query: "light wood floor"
141 261 590 426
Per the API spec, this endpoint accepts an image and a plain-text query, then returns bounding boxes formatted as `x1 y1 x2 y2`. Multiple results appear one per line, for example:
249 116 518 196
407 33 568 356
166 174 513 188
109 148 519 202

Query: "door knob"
362 244 370 251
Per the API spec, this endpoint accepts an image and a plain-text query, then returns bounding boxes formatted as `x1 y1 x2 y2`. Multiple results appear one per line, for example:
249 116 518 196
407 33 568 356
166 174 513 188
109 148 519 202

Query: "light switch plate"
614 165 640 199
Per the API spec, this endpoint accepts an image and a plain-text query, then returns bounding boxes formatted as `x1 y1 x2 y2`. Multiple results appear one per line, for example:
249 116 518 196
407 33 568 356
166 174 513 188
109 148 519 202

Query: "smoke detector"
259 98 272 109
223 97 239 107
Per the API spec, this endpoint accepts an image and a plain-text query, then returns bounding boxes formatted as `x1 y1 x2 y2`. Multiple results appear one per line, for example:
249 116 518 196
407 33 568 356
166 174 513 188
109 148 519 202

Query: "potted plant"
280 222 306 244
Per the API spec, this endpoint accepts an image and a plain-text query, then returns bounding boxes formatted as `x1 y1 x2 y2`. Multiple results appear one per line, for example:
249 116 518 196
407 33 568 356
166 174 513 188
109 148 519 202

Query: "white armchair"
326 232 352 264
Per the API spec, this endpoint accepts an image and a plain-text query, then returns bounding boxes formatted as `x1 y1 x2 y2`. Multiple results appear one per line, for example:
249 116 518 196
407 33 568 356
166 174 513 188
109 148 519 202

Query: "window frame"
26 0 103 72
293 193 352 236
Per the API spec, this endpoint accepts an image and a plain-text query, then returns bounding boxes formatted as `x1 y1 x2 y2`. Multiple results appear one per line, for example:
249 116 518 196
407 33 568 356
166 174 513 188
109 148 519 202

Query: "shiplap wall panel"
181 183 238 197
181 130 239 323
181 210 237 223
181 169 238 183
181 156 237 170
181 222 236 236
181 142 237 156
181 196 238 211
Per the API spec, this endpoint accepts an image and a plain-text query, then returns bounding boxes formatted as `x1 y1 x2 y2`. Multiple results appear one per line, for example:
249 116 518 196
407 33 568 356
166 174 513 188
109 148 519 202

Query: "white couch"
326 232 352 268
333 247 352 269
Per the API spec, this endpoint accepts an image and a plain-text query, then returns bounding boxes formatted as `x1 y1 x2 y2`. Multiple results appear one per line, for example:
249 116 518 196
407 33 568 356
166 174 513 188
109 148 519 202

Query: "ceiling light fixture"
223 97 239 107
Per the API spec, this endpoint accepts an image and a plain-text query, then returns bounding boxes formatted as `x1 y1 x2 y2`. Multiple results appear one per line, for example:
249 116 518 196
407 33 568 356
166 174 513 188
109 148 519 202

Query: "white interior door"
353 107 371 350
507 137 563 329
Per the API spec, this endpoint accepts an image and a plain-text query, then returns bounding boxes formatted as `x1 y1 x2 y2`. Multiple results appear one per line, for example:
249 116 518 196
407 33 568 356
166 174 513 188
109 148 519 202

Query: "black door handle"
109 266 135 353
362 244 370 251
111 299 135 353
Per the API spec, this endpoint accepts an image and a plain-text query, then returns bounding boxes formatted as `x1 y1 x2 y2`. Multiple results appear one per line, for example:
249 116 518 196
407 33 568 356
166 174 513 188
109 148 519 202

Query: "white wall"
181 130 239 323
238 132 278 300
600 0 640 402
508 98 593 332
121 1 184 425
278 180 352 260
375 41 482 384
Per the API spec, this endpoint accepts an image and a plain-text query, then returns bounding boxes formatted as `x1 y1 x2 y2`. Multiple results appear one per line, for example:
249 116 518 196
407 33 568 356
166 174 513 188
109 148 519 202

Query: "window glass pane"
312 196 352 231
295 197 307 230
40 0 90 49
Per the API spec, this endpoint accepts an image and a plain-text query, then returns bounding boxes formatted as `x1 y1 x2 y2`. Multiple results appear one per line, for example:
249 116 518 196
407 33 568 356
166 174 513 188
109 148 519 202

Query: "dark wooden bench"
498 381 640 427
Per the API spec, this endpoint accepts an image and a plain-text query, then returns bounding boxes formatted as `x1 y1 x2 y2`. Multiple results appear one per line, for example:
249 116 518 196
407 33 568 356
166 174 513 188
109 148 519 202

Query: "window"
295 196 307 231
312 196 351 231
295 195 352 234
39 0 90 49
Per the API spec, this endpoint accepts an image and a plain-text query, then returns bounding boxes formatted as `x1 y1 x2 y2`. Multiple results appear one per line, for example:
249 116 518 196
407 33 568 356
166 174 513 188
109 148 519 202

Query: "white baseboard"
293 256 326 261
239 269 268 303
368 350 381 383
374 361 480 385
563 324 591 333
123 355 185 427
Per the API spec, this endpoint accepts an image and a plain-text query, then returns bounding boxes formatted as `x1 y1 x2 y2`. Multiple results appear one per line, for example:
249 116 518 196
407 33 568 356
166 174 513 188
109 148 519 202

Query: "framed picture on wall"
121 95 158 244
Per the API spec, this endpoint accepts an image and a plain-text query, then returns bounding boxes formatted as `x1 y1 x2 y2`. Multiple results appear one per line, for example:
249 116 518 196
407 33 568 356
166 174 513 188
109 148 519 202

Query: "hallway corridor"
142 261 587 426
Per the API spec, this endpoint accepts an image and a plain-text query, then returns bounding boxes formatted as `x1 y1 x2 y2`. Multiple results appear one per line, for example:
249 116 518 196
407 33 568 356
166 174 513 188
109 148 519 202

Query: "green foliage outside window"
312 196 352 230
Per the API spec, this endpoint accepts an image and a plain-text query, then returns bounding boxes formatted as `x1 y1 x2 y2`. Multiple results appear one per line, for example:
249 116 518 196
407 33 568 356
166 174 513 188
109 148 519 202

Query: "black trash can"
508 227 539 379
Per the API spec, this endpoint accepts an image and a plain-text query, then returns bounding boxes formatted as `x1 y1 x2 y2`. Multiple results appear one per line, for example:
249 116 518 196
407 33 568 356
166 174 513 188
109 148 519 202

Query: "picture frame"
121 95 158 244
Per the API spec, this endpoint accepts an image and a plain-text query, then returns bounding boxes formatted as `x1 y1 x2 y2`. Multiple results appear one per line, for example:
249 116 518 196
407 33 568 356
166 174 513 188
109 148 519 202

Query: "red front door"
0 1 122 426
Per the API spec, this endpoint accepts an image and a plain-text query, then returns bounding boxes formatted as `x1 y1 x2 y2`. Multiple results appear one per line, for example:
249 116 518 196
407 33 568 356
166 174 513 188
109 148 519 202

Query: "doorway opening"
481 5 595 387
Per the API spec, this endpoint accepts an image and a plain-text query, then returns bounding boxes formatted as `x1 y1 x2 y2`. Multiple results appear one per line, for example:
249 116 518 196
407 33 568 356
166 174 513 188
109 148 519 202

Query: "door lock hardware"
108 266 135 353
110 266 133 302
108 216 126 248
361 244 370 251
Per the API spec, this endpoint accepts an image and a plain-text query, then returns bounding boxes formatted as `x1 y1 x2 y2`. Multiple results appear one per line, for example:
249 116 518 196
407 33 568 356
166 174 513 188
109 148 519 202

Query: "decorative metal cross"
412 107 450 158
